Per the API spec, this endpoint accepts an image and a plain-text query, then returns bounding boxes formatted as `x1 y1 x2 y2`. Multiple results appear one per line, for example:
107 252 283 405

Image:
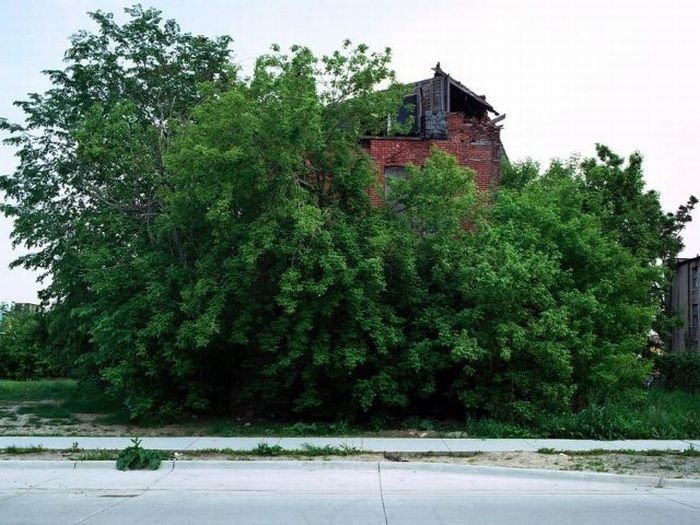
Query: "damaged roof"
411 62 499 116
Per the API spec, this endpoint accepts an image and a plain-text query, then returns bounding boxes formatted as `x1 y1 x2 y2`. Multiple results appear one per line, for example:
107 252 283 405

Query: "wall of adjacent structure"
365 113 504 206
668 258 700 352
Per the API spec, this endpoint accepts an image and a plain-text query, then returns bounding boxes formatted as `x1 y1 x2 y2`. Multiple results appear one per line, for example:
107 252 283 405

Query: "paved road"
1 461 698 524
1 436 698 452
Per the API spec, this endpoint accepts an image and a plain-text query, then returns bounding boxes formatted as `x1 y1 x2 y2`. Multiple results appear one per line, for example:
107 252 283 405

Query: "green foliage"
0 308 55 379
0 5 233 413
16 404 77 422
541 389 700 439
655 352 700 393
0 378 77 401
116 438 165 470
297 443 362 456
1 6 695 426
75 449 117 461
464 390 700 440
251 443 285 456
2 445 44 454
248 443 360 457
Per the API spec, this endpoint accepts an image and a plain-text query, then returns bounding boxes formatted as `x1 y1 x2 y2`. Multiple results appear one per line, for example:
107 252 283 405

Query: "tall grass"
465 390 699 440
0 378 122 415
0 379 78 402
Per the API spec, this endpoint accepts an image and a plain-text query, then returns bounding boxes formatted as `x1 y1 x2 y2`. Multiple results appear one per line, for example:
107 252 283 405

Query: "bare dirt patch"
0 401 194 437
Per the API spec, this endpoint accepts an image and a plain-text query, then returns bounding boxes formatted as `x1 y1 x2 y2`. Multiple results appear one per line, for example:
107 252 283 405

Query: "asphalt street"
1 461 698 524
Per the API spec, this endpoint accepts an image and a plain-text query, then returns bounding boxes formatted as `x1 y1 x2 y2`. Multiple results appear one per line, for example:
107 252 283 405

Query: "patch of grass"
298 443 362 456
0 379 78 402
203 420 357 438
537 447 700 457
462 419 538 438
1 379 126 426
542 390 700 440
16 404 77 421
75 449 117 461
0 409 18 421
184 443 364 459
249 442 362 457
251 443 285 456
2 445 44 454
61 394 122 415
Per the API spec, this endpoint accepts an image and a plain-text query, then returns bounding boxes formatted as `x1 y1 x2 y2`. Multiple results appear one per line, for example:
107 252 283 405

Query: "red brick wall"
365 113 503 206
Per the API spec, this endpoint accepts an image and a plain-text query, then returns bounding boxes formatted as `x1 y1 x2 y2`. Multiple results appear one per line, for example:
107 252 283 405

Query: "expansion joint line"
377 461 389 525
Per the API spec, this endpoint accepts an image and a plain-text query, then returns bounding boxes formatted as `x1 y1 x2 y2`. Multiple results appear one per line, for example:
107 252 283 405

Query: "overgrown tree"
0 306 51 379
2 6 694 423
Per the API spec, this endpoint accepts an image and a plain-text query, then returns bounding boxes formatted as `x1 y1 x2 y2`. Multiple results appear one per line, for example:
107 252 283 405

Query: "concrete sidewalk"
2 461 699 524
1 436 698 452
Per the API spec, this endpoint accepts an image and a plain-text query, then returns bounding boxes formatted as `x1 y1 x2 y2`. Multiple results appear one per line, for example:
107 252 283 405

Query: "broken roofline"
412 62 499 116
372 64 504 139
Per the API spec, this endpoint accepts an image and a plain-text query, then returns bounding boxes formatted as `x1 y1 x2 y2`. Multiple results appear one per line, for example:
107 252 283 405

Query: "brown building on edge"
363 64 506 206
668 255 700 352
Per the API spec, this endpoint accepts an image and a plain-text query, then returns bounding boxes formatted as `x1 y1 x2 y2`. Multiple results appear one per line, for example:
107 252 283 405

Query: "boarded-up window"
431 77 444 112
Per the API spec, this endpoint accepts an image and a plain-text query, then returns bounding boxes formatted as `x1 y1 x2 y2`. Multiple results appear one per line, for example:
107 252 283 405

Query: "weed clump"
116 438 166 470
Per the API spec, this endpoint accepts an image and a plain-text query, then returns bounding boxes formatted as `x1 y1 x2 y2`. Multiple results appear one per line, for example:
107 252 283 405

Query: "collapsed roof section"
395 63 501 139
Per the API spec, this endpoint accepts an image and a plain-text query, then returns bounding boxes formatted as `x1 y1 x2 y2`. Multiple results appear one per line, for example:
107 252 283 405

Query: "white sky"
1 0 699 303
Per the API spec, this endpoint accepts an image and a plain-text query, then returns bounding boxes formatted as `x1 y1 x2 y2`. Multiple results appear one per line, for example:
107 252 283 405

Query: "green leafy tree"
578 145 696 264
387 153 657 422
1 6 409 418
3 6 693 423
1 6 232 414
160 42 409 418
0 307 52 379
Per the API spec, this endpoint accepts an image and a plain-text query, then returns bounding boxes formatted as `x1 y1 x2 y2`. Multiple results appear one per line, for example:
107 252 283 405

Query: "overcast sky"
1 0 699 304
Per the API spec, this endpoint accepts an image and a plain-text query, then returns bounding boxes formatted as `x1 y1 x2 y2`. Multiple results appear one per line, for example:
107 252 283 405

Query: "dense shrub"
1 7 694 422
0 309 55 380
656 352 700 392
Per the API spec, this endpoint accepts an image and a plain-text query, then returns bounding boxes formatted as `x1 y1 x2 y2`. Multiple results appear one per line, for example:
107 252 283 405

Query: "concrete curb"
380 461 700 489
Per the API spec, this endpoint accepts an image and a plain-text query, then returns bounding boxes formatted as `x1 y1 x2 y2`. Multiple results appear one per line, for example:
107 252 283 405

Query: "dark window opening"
449 83 487 119
384 166 408 211
395 94 418 135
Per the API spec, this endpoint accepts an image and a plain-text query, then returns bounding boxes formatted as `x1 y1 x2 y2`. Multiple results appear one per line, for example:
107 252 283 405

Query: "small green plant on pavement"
116 438 165 470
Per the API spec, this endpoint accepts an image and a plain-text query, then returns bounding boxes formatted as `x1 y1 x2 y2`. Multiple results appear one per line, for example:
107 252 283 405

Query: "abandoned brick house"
362 64 506 205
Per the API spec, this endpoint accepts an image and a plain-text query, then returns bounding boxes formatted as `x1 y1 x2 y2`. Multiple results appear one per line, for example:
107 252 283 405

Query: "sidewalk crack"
440 437 452 453
184 436 200 450
377 461 389 525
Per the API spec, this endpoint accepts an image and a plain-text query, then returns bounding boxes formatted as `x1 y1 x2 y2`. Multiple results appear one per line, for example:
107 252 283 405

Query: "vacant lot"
2 379 699 479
